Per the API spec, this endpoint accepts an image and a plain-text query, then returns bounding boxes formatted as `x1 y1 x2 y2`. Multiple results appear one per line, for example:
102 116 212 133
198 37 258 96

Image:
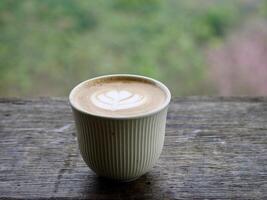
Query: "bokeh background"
1 0 267 97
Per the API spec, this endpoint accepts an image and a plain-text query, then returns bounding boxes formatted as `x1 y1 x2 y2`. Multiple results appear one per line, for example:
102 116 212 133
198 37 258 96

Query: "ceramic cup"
69 74 171 181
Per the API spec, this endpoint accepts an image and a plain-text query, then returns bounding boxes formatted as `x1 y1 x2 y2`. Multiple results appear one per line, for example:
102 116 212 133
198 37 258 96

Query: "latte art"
91 90 146 111
70 76 168 117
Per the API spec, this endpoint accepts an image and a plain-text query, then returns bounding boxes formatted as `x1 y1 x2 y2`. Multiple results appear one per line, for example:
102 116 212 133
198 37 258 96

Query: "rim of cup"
69 74 171 119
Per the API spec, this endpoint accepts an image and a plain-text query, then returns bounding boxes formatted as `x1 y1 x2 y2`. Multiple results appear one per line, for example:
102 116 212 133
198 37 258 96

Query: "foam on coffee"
70 76 168 117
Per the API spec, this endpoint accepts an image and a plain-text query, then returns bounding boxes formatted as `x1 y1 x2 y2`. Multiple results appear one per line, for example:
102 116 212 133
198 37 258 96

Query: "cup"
69 74 171 181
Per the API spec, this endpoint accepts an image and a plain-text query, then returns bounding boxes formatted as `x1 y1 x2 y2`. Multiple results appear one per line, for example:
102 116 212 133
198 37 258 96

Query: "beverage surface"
70 77 167 117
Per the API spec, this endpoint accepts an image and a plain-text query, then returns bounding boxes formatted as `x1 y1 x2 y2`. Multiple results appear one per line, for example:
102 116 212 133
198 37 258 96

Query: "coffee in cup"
70 76 167 117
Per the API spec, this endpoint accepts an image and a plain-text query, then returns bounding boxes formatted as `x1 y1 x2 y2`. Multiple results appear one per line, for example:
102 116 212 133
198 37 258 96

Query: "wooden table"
0 97 266 199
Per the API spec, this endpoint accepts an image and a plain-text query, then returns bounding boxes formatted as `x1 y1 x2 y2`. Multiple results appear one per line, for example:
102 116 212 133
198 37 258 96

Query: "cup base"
120 176 140 182
97 175 141 182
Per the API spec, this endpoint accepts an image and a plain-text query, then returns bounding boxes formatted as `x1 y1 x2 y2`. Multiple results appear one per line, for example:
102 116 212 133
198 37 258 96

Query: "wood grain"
0 97 266 199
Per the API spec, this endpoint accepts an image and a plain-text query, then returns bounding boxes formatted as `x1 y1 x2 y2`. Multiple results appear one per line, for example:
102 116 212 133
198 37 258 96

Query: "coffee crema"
70 76 168 117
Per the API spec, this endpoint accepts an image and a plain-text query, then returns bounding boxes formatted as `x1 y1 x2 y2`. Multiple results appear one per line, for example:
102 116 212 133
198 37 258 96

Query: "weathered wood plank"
0 97 266 199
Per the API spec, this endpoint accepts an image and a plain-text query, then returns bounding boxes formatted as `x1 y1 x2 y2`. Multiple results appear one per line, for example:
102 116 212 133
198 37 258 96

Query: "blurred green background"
1 0 267 97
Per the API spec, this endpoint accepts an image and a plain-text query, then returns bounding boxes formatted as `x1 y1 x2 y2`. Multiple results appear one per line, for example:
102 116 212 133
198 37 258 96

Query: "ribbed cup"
69 74 171 181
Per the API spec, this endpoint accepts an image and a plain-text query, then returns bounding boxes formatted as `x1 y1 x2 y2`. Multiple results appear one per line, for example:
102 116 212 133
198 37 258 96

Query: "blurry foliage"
207 20 267 96
113 0 160 13
0 0 264 96
193 5 238 42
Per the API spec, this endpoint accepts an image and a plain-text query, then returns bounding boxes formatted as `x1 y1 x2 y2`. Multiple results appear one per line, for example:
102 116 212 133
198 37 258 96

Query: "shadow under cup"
69 74 171 181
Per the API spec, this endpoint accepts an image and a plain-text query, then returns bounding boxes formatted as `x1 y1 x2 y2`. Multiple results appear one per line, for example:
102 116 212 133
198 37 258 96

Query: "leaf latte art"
91 90 146 111
70 76 168 117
